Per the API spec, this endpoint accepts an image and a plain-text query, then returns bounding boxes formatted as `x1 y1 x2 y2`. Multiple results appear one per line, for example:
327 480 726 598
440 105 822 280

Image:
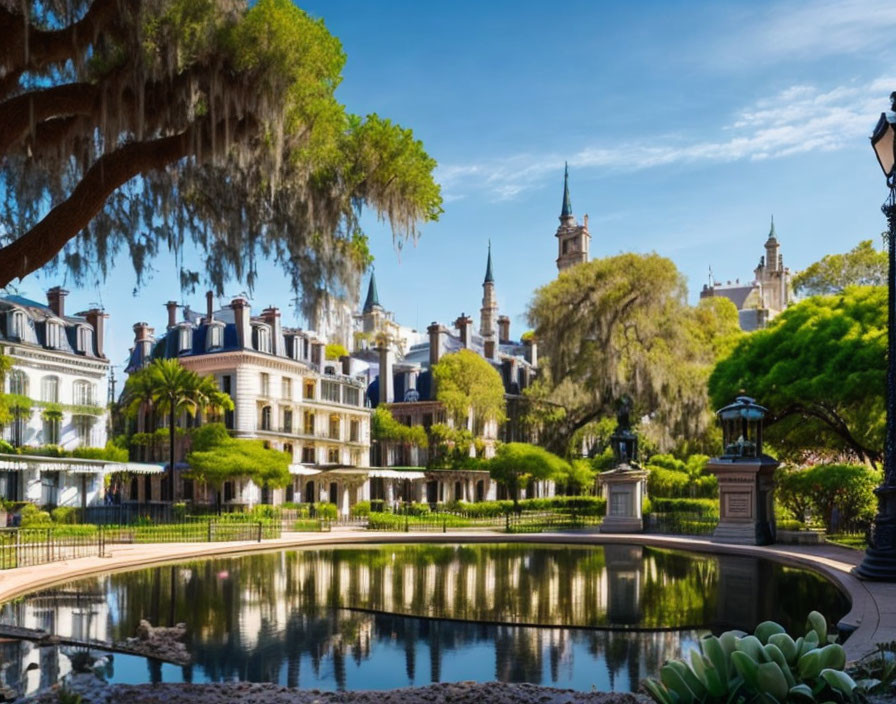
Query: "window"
207 324 223 350
41 376 59 403
349 419 359 443
73 380 94 405
302 446 316 464
45 322 60 348
8 311 26 339
282 408 293 433
283 443 293 459
321 381 340 403
77 326 93 353
40 471 60 506
260 406 272 431
281 377 292 400
43 417 60 445
254 325 272 353
8 370 27 396
328 447 339 464
304 380 315 400
304 412 315 435
344 386 360 406
178 326 192 353
74 416 93 445
328 415 340 440
260 373 270 397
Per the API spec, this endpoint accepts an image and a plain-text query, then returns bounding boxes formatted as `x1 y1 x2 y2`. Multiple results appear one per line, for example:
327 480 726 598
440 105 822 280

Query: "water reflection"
0 544 848 698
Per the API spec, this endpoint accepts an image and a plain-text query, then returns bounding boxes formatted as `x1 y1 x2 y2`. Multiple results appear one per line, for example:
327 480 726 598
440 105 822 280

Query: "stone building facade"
555 164 591 272
700 218 794 331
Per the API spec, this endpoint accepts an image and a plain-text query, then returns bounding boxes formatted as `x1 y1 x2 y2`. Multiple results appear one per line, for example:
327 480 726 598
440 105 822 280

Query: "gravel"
25 676 653 704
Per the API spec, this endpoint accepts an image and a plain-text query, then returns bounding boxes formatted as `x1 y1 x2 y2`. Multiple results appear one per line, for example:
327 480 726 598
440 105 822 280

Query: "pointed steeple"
362 270 380 313
484 241 494 284
767 215 778 243
560 162 573 219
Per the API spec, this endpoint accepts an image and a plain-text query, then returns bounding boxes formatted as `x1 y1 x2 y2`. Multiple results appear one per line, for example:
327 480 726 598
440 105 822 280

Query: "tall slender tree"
124 359 233 500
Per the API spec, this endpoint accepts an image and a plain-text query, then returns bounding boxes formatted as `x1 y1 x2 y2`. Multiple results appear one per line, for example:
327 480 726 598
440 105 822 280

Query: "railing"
644 512 718 535
103 520 282 544
365 510 603 533
0 527 104 570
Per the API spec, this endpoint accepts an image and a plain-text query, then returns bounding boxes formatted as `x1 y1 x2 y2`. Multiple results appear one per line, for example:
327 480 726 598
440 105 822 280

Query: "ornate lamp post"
856 92 896 580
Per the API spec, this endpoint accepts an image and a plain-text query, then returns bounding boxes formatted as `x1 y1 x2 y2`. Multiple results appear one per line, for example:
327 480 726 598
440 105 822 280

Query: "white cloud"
437 77 896 202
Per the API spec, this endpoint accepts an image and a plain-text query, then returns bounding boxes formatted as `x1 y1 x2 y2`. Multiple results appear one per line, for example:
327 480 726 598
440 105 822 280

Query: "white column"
341 484 350 517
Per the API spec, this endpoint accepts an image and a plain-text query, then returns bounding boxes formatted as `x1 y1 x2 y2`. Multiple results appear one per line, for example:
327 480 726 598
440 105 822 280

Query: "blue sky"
18 0 896 380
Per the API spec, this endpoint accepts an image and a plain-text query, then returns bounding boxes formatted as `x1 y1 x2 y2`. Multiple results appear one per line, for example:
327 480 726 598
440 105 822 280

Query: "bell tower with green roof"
555 163 591 273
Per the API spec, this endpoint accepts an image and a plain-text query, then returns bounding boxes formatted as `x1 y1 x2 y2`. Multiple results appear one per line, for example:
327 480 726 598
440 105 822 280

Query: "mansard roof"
0 294 102 359
362 271 381 313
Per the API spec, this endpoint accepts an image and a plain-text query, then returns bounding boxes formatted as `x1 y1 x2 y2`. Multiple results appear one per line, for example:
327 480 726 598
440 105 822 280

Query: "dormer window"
178 325 193 354
45 322 60 348
77 326 93 353
7 311 25 340
254 324 272 354
206 323 224 351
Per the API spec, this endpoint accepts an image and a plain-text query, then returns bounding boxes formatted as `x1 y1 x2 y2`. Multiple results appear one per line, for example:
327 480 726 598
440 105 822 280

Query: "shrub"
249 504 281 521
643 611 860 704
72 442 129 462
648 497 718 516
778 464 878 532
0 439 14 454
20 503 52 526
51 506 78 524
172 502 187 521
18 444 65 458
315 502 338 520
350 500 371 517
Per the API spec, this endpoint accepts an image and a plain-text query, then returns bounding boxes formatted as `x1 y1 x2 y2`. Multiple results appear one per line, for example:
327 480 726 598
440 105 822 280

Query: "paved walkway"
0 529 890 661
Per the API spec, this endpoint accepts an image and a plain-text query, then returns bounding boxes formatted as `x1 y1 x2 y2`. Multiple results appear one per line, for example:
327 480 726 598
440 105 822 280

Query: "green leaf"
755 621 787 644
757 662 789 701
807 612 828 644
768 633 798 665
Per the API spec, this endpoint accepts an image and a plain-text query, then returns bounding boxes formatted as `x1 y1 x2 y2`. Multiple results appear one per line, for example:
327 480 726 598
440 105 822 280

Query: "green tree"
793 240 887 296
123 359 234 498
433 349 507 431
186 423 290 507
555 459 596 496
0 0 441 323
526 253 741 456
776 464 879 531
325 343 349 361
709 286 884 465
487 442 569 508
0 353 12 428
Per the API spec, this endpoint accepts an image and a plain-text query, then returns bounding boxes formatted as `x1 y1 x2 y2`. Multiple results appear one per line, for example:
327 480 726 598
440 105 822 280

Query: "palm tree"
125 359 233 501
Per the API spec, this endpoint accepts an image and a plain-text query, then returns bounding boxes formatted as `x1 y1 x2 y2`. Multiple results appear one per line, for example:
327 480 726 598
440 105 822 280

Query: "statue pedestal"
705 456 778 545
599 466 648 533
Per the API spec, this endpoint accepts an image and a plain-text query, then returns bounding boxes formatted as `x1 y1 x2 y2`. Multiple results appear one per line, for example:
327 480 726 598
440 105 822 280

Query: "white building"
125 293 374 513
0 288 116 506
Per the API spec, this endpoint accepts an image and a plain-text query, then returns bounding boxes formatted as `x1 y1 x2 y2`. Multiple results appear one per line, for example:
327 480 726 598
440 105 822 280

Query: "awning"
367 468 426 480
114 462 166 475
0 453 164 475
288 464 321 476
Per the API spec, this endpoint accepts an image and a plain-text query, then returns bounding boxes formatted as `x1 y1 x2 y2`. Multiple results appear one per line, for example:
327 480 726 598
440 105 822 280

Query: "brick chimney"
453 314 473 348
497 315 510 344
205 291 215 323
230 297 251 348
377 345 394 404
132 322 155 365
165 301 178 330
427 322 447 366
484 339 496 360
46 286 68 318
79 309 108 358
311 341 325 369
260 306 283 356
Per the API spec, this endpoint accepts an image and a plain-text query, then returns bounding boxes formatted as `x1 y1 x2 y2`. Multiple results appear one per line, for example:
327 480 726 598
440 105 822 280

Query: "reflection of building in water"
0 588 109 697
604 545 644 625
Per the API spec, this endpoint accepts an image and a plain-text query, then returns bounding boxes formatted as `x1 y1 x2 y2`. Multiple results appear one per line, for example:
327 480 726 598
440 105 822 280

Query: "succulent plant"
643 611 860 704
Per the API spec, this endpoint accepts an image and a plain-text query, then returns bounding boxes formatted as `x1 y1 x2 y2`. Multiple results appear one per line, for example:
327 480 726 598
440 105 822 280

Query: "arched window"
41 376 59 403
8 370 27 396
254 325 272 354
206 323 223 350
45 322 61 348
73 380 94 405
260 406 272 431
178 325 193 353
7 310 26 340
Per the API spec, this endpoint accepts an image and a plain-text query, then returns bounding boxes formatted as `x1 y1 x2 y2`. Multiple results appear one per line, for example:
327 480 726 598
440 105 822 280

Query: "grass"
825 533 868 550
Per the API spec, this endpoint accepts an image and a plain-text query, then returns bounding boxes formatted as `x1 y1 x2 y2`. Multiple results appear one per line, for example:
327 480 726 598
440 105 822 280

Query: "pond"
0 543 849 699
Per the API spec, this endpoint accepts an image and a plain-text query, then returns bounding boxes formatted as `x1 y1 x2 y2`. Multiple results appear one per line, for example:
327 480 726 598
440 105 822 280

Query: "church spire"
767 214 777 242
560 162 573 219
484 240 494 284
362 270 380 313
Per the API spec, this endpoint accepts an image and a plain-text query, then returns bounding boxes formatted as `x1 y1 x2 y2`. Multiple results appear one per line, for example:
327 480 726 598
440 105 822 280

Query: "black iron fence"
0 527 104 570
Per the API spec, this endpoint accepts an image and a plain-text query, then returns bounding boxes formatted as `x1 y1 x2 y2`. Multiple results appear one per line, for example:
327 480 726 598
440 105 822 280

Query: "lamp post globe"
855 91 896 580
